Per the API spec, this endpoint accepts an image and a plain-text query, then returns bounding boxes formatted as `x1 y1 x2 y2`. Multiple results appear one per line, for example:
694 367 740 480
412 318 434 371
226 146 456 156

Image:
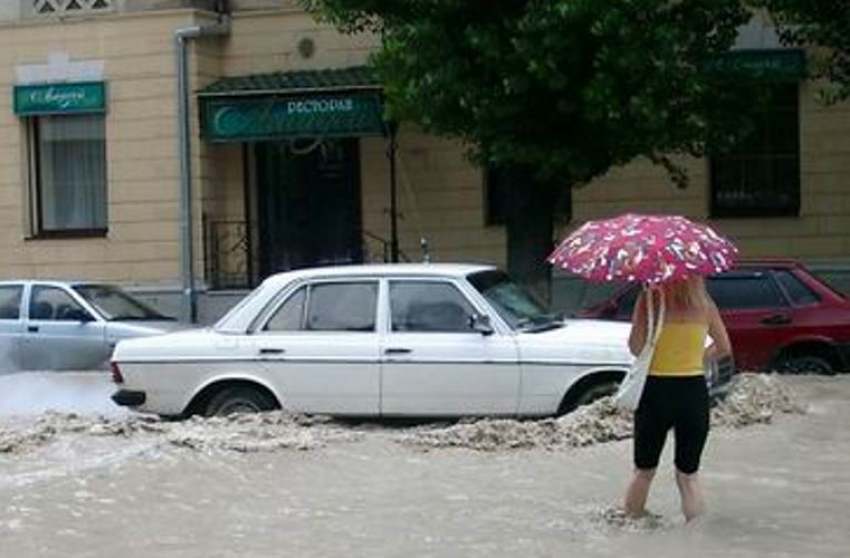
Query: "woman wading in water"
624 276 732 521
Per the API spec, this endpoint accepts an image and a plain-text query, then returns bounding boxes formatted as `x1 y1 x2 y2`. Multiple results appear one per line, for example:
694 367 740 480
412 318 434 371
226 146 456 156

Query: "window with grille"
710 83 801 218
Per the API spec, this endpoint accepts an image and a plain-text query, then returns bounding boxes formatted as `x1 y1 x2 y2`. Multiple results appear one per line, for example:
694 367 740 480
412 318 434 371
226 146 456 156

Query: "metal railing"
204 219 426 291
203 217 255 290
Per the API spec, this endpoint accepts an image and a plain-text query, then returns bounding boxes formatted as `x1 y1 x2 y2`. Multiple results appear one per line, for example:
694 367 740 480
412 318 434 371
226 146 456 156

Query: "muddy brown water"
0 372 847 557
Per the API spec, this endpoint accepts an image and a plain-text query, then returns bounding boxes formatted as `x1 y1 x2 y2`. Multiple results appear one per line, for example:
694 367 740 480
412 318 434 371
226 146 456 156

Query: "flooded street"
1 373 848 557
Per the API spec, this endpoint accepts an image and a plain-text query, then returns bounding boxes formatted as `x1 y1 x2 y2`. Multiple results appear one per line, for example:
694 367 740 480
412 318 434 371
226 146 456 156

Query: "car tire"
572 379 620 410
204 385 279 417
774 355 836 376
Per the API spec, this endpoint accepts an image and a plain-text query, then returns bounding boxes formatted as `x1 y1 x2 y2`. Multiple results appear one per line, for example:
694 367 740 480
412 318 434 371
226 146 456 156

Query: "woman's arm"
704 300 732 361
628 290 648 356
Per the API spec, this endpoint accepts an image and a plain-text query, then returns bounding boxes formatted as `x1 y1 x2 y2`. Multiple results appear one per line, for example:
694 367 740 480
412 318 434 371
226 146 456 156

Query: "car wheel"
204 385 279 417
774 355 835 376
572 379 620 409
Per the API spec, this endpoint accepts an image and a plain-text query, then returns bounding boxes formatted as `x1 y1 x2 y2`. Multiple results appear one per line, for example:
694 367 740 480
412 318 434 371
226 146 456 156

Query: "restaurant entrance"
254 138 363 276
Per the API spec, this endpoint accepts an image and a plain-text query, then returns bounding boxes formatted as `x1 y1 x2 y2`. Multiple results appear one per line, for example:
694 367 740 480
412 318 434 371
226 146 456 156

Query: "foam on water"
397 373 804 451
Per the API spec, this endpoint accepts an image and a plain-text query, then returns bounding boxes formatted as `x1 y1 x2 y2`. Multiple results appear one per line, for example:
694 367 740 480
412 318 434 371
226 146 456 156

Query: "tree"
755 0 849 102
301 0 756 296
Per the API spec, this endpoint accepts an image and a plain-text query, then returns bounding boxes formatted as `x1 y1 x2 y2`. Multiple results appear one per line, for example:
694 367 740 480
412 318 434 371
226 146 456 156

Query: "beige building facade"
0 0 847 321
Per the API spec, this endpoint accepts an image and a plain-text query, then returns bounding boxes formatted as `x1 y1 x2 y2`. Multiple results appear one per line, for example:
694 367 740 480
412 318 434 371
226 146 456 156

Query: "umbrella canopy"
548 213 738 285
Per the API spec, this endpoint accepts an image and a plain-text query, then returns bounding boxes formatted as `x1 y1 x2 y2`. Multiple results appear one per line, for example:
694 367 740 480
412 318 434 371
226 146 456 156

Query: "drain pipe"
175 15 230 323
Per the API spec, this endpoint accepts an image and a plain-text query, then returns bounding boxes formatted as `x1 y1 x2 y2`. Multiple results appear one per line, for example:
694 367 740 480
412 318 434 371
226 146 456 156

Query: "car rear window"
774 270 820 305
0 285 22 320
707 275 787 309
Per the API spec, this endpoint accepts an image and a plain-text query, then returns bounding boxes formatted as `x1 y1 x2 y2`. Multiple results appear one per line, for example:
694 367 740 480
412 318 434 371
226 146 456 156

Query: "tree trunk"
504 166 555 305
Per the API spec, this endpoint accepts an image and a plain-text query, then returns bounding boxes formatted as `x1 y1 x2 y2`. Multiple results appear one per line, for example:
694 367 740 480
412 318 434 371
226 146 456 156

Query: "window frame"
709 82 801 219
26 114 109 239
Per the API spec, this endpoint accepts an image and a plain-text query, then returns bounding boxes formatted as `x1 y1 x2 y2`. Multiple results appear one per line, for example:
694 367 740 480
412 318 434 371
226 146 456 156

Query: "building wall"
0 3 847 322
570 80 850 264
201 9 507 273
0 10 201 285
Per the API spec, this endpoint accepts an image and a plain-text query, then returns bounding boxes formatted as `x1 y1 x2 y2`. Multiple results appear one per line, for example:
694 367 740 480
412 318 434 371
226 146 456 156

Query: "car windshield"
467 270 560 331
73 284 173 321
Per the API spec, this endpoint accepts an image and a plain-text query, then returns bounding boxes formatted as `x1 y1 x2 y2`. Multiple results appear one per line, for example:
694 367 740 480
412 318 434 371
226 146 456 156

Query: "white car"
0 280 180 371
111 264 633 418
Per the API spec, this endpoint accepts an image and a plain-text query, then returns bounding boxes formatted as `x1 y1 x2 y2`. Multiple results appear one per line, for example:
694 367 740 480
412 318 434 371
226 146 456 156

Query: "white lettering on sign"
286 98 355 115
31 86 87 108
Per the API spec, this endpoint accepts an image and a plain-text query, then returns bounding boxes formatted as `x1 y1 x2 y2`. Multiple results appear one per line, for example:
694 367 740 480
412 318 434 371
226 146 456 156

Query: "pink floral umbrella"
548 213 738 285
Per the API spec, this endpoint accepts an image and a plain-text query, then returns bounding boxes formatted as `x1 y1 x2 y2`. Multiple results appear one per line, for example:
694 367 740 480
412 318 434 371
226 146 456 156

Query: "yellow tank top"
649 322 708 377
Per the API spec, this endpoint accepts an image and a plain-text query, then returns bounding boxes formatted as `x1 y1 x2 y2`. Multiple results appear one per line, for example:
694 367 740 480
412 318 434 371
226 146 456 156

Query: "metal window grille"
710 83 801 218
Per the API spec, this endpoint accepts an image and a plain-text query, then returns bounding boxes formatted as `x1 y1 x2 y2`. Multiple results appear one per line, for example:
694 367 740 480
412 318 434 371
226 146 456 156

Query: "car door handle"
384 348 412 355
761 314 792 325
258 348 285 355
27 325 39 333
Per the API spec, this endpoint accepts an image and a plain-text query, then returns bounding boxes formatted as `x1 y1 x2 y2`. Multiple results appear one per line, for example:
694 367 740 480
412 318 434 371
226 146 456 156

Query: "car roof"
260 263 497 288
733 259 803 270
0 279 110 288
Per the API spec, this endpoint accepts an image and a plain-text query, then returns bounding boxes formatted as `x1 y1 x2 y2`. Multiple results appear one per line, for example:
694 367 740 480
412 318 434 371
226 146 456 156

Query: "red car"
575 260 850 375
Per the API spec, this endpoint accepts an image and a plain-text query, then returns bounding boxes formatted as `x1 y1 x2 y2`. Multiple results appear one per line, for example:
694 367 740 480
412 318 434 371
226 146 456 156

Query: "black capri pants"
633 375 709 474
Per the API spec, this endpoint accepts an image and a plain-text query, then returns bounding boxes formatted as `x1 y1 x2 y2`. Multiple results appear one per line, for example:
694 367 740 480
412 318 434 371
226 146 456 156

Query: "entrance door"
256 139 363 276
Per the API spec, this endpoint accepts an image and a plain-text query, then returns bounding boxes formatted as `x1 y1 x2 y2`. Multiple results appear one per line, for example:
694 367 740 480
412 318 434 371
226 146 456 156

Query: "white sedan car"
111 264 633 418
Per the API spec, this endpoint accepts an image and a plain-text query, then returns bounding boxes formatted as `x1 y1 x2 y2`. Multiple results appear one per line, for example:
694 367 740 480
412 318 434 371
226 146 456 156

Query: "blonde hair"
662 276 709 313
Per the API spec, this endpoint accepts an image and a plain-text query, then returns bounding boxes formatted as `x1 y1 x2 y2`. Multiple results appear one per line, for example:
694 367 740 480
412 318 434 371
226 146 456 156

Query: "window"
774 270 820 306
30 114 107 236
614 287 640 320
390 281 476 332
29 286 92 321
264 282 377 332
710 83 800 218
73 284 170 321
306 282 377 332
264 287 307 331
467 270 547 328
0 286 23 320
706 275 787 310
264 283 377 332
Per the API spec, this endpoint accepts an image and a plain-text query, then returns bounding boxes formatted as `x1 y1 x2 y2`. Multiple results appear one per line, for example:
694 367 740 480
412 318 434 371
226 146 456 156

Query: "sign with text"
707 50 807 81
14 82 107 115
201 92 385 142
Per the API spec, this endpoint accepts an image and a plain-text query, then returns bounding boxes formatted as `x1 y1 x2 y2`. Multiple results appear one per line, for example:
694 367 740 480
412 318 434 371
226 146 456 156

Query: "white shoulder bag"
613 288 665 412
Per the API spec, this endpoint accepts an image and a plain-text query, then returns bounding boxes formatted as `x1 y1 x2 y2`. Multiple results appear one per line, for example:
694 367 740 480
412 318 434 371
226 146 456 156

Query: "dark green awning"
198 67 386 142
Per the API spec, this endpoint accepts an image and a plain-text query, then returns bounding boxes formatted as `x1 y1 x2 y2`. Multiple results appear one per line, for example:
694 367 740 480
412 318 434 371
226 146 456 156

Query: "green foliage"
302 0 758 186
753 0 849 102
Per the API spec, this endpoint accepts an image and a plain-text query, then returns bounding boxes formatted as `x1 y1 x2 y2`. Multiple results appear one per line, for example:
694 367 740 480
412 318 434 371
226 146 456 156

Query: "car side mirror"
470 314 494 336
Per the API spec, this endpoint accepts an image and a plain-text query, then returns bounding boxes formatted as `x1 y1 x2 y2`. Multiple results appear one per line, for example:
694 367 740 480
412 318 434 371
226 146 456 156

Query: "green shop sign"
201 93 385 142
14 82 107 116
706 49 807 81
